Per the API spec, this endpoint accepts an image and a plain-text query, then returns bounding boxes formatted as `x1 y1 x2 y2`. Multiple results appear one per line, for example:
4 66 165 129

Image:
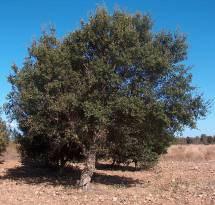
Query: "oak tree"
6 8 207 189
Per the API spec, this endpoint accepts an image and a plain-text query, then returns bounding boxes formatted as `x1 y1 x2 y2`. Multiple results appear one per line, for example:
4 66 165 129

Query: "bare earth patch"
0 144 214 205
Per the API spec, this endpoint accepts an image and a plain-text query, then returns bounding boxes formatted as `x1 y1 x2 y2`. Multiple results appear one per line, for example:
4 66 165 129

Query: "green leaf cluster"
0 118 9 154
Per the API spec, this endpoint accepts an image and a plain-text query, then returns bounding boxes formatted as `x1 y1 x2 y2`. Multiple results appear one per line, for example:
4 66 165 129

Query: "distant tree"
5 8 207 189
186 137 192 144
200 134 208 144
0 118 9 154
207 136 213 144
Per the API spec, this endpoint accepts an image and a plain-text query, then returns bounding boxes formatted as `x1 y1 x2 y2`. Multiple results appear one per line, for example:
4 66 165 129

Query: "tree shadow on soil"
96 162 140 172
0 163 143 188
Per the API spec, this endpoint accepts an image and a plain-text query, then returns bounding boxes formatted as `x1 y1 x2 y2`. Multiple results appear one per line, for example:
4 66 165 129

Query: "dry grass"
163 144 215 161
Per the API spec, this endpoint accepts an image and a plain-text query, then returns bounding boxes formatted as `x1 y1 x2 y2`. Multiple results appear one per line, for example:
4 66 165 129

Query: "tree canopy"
5 8 207 189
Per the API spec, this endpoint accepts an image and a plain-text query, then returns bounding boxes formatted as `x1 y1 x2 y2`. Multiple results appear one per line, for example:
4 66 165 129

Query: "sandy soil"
0 144 214 205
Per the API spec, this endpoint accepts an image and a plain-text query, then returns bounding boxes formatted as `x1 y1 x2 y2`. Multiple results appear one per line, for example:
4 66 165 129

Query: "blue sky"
0 0 215 136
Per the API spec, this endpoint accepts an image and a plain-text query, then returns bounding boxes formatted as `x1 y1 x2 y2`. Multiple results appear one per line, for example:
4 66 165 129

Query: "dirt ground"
0 144 214 205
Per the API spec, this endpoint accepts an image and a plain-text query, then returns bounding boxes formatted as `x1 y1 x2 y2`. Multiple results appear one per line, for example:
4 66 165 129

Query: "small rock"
113 197 118 202
72 196 78 200
98 196 104 202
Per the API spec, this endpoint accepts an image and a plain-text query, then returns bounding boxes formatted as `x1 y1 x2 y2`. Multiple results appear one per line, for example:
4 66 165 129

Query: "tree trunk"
58 159 66 176
79 147 96 190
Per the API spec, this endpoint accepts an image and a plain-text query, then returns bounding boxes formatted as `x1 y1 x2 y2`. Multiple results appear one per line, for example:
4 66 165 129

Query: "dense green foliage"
0 118 9 154
5 8 207 169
